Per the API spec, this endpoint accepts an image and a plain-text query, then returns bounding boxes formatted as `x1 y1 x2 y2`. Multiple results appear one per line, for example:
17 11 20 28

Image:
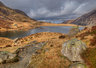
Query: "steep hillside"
0 1 41 32
72 10 96 26
0 1 35 22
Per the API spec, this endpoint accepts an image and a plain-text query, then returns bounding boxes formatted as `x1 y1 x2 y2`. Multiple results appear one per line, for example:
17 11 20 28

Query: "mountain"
71 9 96 26
62 19 75 24
0 1 40 32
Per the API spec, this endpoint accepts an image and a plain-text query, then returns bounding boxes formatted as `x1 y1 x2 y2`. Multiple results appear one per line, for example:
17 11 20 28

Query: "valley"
0 1 96 68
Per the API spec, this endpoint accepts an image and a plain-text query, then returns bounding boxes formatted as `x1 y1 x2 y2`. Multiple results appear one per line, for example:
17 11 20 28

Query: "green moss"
72 26 79 29
0 51 9 54
90 30 96 35
81 48 96 68
6 56 19 63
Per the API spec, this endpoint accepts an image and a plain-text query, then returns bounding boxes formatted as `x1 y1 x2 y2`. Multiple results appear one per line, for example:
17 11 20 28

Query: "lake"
0 26 84 39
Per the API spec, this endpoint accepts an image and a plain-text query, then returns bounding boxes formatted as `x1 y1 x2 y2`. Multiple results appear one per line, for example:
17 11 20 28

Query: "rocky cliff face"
72 10 96 26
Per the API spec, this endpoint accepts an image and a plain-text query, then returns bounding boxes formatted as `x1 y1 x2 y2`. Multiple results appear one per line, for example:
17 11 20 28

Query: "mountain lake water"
0 26 84 39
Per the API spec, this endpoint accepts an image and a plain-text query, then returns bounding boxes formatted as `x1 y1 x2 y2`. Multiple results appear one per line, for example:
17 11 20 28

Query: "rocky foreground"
0 32 71 68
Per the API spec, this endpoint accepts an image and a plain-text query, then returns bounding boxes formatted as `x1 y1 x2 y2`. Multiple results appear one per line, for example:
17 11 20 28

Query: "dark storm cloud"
1 0 96 18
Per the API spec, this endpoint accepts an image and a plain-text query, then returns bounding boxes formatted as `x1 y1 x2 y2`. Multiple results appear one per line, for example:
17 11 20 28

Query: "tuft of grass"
89 26 96 46
90 36 96 46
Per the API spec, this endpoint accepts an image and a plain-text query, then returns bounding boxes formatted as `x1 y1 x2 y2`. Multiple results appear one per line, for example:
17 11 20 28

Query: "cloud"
73 3 89 14
1 0 96 19
27 0 86 18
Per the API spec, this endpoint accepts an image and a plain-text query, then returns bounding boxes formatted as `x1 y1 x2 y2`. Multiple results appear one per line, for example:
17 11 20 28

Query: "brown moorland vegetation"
0 32 72 68
76 26 96 68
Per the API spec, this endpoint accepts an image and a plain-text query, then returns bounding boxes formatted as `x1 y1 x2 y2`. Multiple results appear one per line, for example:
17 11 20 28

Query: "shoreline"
40 23 84 27
0 25 40 32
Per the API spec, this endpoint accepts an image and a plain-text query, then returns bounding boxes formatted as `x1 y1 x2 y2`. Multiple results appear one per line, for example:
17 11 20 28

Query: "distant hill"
71 10 96 26
62 19 75 24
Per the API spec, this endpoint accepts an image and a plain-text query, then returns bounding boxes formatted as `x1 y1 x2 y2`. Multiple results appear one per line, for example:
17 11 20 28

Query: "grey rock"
69 63 88 68
13 38 21 43
0 51 18 63
8 53 16 59
0 41 46 68
61 39 87 62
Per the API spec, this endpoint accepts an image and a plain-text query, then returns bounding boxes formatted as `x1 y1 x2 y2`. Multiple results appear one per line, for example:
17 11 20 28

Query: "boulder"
61 39 87 62
69 63 88 68
0 51 19 64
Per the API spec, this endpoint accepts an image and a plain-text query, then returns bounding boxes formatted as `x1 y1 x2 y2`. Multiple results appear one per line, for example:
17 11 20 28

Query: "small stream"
0 26 84 39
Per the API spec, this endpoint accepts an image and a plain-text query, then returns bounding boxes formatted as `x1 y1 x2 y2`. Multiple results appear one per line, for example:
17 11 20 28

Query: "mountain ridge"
71 9 96 26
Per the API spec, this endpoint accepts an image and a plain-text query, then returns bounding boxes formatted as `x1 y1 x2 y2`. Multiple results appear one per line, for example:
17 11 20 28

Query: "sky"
1 0 96 19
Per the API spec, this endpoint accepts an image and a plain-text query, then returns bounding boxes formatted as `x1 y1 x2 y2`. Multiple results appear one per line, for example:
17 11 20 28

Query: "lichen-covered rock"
61 39 87 62
69 63 88 68
0 51 19 63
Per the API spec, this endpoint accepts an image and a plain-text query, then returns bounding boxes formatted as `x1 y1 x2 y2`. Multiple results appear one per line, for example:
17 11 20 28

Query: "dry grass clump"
78 26 96 68
89 26 96 46
0 37 13 48
81 48 96 68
